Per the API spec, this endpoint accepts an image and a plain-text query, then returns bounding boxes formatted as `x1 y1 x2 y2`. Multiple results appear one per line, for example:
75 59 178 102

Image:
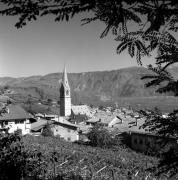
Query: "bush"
14 129 22 136
42 124 53 137
0 133 47 180
87 124 115 148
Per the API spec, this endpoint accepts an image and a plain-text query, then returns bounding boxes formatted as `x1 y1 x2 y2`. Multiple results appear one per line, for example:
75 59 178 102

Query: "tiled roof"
0 104 32 121
31 118 78 132
54 119 79 130
31 119 52 131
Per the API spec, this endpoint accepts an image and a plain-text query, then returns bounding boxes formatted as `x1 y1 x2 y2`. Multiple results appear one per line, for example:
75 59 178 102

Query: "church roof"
61 65 70 89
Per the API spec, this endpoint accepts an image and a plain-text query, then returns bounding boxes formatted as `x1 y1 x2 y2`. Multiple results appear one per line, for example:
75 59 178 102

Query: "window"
146 141 150 147
67 129 71 133
67 137 71 141
134 138 137 144
15 120 24 124
139 139 143 145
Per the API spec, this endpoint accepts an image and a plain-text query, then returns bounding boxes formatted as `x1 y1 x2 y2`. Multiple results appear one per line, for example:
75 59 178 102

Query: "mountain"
0 66 178 109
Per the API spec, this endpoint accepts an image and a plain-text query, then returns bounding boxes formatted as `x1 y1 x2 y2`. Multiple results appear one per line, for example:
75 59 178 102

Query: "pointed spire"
62 65 70 89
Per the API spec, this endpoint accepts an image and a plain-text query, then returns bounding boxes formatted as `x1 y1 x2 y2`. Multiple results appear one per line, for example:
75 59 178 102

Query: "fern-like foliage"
141 64 178 95
0 0 96 28
116 31 149 65
82 1 141 38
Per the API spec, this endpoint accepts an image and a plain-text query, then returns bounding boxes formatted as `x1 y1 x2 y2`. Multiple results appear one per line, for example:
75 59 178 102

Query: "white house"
0 104 36 135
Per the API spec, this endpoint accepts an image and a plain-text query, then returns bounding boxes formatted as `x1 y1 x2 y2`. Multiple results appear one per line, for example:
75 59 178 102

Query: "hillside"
0 66 178 111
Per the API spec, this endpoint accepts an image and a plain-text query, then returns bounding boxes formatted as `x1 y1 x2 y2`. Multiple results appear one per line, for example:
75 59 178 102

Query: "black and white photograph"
0 1 178 179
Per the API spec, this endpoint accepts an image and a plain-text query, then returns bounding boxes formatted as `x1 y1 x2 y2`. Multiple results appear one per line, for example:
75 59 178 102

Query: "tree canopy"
0 0 178 177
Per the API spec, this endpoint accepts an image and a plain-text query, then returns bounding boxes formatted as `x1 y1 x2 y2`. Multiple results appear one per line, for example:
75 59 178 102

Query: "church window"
66 90 69 96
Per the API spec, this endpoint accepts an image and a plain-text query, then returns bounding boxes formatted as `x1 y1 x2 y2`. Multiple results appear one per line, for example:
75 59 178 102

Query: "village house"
71 105 95 118
129 131 178 154
31 117 80 142
86 111 124 128
51 119 80 142
30 118 50 136
86 117 99 126
69 113 89 125
0 104 36 135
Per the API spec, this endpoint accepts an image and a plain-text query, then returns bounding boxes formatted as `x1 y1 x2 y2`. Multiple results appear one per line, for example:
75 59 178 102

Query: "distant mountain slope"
0 66 178 105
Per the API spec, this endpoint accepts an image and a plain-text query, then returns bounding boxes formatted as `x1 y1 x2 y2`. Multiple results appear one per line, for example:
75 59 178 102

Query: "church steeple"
62 65 70 90
59 66 71 117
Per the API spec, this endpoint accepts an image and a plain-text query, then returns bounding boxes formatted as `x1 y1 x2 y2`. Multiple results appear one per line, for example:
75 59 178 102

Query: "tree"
0 0 178 176
0 133 47 179
42 124 54 137
139 108 178 177
0 1 177 93
87 124 114 148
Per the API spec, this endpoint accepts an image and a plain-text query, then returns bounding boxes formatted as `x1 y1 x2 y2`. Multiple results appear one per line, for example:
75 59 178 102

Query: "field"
22 135 160 180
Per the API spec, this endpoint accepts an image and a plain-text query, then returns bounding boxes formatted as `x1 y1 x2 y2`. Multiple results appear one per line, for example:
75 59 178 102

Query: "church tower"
59 66 71 116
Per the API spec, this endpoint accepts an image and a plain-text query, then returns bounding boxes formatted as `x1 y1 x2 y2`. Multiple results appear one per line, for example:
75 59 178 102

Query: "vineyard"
22 135 161 180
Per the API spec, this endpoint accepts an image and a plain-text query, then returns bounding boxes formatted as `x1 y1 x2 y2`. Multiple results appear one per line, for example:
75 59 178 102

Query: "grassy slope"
23 135 158 179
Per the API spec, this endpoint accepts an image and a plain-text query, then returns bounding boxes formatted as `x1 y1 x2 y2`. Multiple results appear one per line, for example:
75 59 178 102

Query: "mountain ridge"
0 66 178 107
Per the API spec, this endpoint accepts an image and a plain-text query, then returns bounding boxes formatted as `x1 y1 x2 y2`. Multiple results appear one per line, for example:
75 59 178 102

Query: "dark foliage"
0 0 177 95
140 108 178 138
157 148 178 178
42 124 54 137
139 108 178 177
0 0 178 177
0 133 48 180
87 124 115 148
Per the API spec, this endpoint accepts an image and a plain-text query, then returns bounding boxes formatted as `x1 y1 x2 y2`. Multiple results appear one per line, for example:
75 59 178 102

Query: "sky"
0 13 156 77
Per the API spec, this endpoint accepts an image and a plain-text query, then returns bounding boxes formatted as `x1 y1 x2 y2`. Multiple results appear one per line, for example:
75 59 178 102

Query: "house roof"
86 117 100 123
78 122 91 134
53 118 79 130
0 104 32 121
31 118 78 132
53 121 78 130
87 112 125 125
31 119 52 131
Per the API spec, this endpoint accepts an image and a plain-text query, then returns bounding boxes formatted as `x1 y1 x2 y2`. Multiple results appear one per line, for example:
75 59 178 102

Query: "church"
59 66 93 118
59 66 72 117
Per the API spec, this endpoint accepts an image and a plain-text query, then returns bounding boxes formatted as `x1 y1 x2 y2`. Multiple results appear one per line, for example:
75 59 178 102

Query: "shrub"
0 133 47 180
87 124 115 148
42 124 53 137
14 128 22 136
